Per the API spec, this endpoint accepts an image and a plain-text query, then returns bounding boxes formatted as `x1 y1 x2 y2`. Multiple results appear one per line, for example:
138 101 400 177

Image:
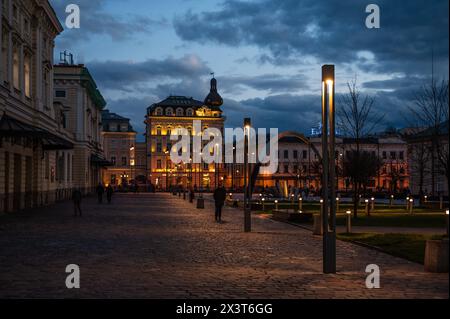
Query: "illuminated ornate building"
145 77 225 190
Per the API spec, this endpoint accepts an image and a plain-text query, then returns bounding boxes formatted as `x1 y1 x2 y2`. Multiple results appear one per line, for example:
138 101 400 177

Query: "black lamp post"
244 117 251 232
321 65 337 274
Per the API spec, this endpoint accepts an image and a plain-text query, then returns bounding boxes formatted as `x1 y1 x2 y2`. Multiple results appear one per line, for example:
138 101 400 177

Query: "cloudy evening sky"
50 0 449 139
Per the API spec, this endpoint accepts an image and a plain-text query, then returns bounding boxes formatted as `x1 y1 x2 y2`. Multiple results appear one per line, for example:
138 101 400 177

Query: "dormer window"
155 107 163 116
186 108 194 117
176 108 183 116
166 107 173 116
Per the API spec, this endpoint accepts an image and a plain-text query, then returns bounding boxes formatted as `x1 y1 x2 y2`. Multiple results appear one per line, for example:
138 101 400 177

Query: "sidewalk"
0 193 448 298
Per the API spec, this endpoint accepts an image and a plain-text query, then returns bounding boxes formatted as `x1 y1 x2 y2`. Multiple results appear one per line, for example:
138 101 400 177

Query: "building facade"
53 62 107 195
145 78 225 191
406 122 449 197
228 131 410 195
0 0 75 213
101 109 137 187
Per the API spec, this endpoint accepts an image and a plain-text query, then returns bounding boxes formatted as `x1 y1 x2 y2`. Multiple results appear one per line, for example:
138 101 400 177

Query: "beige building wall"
0 0 74 213
54 64 106 195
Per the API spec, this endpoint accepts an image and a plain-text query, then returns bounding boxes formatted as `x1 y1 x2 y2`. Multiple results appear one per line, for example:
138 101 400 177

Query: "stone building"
145 77 225 190
406 122 448 197
0 0 75 213
228 131 410 194
101 109 137 187
53 62 107 195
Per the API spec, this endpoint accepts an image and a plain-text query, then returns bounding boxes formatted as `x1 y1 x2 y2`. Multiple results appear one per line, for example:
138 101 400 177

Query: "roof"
0 115 73 150
147 95 222 113
101 110 135 132
278 136 308 144
148 96 204 109
412 121 449 138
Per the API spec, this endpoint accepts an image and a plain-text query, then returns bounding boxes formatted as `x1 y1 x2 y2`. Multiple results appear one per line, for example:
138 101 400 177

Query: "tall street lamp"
130 144 135 185
244 117 252 232
321 65 337 274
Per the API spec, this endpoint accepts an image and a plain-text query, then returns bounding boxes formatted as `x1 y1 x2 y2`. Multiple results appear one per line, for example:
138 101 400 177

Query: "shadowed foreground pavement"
0 193 448 299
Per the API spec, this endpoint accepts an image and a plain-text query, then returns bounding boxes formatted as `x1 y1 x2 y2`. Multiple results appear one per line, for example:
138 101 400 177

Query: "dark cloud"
223 94 322 134
50 0 167 46
174 0 449 75
220 74 310 94
87 54 212 92
363 75 428 90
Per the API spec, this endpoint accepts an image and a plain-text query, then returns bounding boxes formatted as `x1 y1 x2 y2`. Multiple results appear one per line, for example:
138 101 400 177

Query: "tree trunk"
353 182 358 219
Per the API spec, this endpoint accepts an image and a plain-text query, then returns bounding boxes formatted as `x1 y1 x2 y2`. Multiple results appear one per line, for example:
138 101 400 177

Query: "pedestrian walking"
72 188 82 217
106 184 113 204
96 183 104 204
213 182 227 223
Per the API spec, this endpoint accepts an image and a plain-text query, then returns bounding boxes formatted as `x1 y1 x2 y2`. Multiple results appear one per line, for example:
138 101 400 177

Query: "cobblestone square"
0 193 448 299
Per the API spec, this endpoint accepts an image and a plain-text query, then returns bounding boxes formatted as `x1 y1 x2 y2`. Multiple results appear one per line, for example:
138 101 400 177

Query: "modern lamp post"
244 117 252 232
321 64 336 274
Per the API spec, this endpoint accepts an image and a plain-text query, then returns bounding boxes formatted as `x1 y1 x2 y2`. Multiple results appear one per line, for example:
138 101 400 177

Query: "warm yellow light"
326 79 333 85
346 210 351 215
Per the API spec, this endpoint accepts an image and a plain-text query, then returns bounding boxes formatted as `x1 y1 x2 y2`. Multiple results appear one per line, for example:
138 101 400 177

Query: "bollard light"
424 195 428 203
274 199 279 211
406 197 410 210
262 197 265 211
390 194 394 208
371 197 375 211
299 197 303 210
365 199 370 216
336 197 340 211
409 198 414 214
346 210 352 234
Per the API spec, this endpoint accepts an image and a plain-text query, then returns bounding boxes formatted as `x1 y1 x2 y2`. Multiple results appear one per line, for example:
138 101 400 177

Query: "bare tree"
337 79 385 218
409 77 449 196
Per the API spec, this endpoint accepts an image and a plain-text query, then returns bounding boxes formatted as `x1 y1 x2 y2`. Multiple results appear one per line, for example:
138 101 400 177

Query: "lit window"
24 55 31 97
13 47 19 89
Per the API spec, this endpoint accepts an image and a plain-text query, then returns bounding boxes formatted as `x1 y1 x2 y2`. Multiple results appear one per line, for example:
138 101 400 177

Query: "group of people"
72 183 115 217
96 183 114 204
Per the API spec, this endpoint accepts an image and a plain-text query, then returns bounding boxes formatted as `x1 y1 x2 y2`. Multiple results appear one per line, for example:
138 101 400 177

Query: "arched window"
166 108 173 116
156 126 162 135
186 108 194 117
167 126 172 136
176 108 183 116
155 107 163 116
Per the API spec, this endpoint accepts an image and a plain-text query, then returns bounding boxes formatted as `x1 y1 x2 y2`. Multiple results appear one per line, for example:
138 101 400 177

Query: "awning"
91 153 113 167
0 115 74 150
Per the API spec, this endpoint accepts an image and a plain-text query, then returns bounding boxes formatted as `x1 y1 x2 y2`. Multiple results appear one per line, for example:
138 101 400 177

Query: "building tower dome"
204 75 223 107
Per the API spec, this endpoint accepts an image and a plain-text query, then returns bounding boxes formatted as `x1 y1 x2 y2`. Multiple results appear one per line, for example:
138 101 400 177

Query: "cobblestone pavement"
0 193 448 299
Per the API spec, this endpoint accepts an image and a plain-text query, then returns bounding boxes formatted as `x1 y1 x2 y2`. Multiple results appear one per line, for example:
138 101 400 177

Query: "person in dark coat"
213 183 227 223
72 188 82 217
96 183 104 204
106 184 113 204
